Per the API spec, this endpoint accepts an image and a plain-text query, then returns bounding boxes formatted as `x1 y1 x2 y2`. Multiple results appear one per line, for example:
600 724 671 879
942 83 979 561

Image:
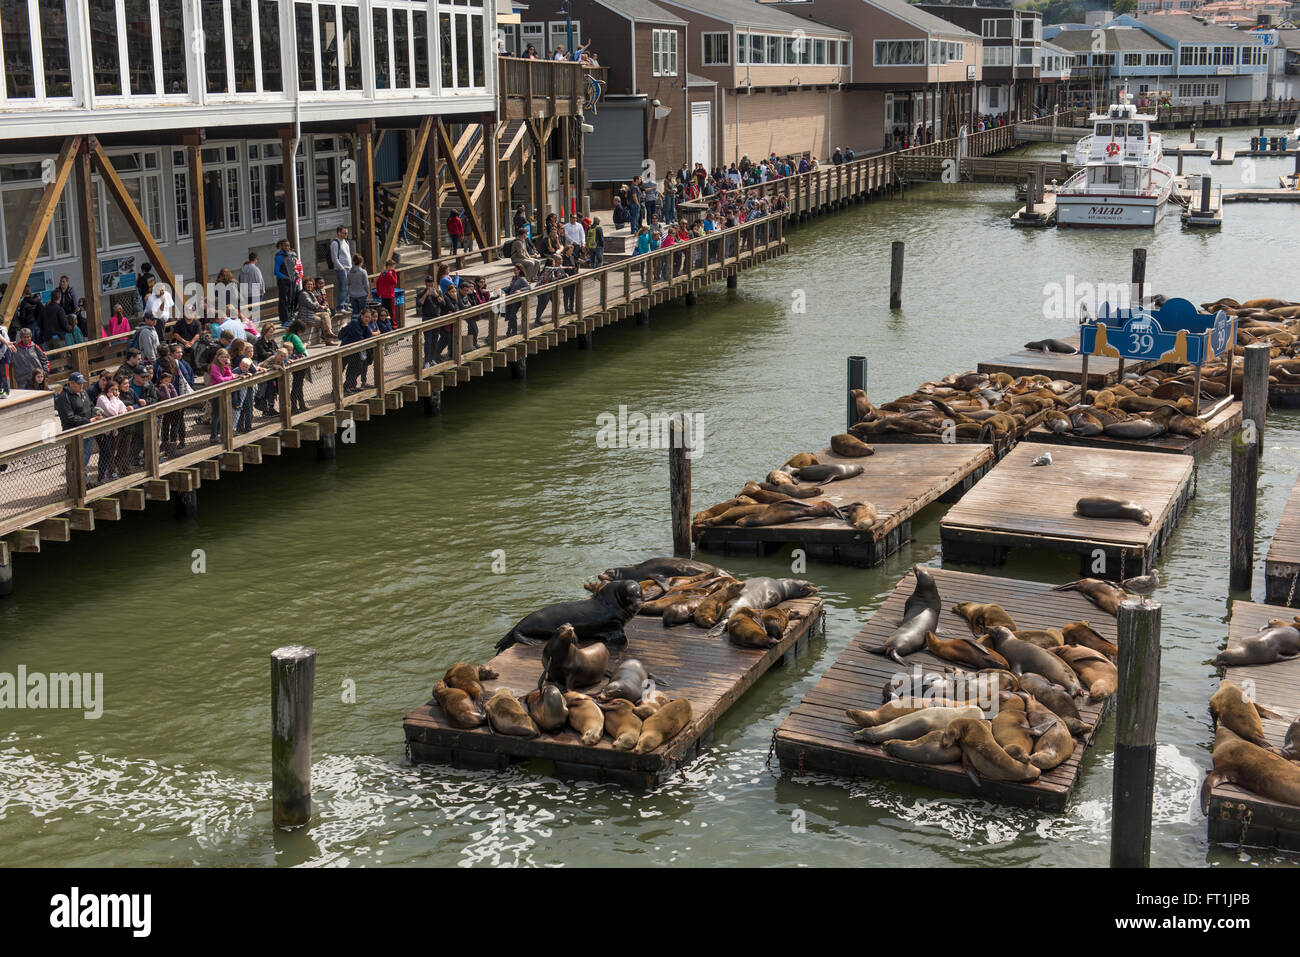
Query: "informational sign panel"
1080 297 1234 367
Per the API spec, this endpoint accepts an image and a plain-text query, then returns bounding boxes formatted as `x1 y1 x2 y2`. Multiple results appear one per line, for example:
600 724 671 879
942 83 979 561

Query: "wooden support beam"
37 518 71 543
380 117 434 266
221 451 245 472
118 488 147 511
90 138 175 293
415 379 433 397
242 444 263 466
92 498 122 521
186 134 209 284
68 507 95 532
198 460 222 481
75 144 102 341
281 428 302 449
298 422 322 442
13 530 40 553
143 479 170 501
260 436 282 456
166 470 195 493
346 401 370 422
400 383 419 401
0 136 81 327
436 119 490 251
384 392 403 411
317 414 338 433
359 124 378 270
0 541 8 565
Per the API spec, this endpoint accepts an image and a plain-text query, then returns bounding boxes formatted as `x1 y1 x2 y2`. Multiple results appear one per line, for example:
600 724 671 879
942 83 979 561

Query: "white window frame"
873 40 925 67
437 1 488 92
0 163 75 266
981 19 1012 39
92 149 165 251
171 149 190 240
702 32 730 67
652 29 678 77
547 20 580 56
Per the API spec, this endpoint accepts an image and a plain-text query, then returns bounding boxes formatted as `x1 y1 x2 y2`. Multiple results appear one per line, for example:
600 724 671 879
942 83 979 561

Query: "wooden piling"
726 275 738 289
847 356 868 432
1177 150 1184 175
317 432 337 460
1243 341 1269 458
271 644 316 830
1231 420 1260 592
1216 135 1224 160
1111 598 1161 868
889 241 904 310
510 356 527 379
669 414 692 557
422 393 441 416
174 490 198 518
1200 174 1211 214
1131 247 1147 311
1025 173 1036 214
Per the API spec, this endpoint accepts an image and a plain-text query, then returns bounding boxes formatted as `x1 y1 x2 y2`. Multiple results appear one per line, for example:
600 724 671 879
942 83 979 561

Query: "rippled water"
2 126 1299 867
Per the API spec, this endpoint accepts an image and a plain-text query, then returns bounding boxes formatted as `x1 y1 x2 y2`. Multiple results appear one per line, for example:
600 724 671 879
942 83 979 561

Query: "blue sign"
1081 297 1234 366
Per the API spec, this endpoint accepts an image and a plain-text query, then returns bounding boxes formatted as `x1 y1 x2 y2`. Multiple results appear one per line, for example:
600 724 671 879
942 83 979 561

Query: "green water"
3 127 1300 867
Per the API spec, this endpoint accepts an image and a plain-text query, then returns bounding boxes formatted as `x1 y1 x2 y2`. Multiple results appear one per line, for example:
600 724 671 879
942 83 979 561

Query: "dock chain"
1192 463 1198 499
1236 804 1254 852
765 729 779 773
1288 572 1298 607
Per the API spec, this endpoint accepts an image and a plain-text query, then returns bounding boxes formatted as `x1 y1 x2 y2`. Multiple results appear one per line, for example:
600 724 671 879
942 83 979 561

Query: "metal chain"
1237 805 1254 855
1288 571 1298 607
765 729 779 771
1120 548 1127 583
1193 463 1199 500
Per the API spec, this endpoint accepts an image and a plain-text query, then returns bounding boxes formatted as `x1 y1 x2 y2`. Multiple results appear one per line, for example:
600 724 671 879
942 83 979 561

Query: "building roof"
1134 12 1258 42
594 0 687 26
1050 26 1172 52
860 0 981 39
657 0 849 36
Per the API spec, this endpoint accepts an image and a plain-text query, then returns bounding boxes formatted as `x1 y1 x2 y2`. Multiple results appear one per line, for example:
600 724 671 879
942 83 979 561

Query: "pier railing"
1059 99 1299 130
0 216 785 541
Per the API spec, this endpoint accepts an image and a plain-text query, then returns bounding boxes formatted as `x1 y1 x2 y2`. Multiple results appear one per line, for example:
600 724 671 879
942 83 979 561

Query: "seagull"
1121 570 1160 606
1031 452 1053 467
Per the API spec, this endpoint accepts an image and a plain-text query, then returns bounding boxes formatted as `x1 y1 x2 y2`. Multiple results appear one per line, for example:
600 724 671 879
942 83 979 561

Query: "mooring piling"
1111 598 1162 868
847 355 868 432
271 644 316 830
889 240 904 309
669 414 692 557
1243 341 1270 458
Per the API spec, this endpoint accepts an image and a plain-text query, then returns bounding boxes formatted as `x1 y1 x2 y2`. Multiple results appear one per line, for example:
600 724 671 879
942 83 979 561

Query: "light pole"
561 1 574 57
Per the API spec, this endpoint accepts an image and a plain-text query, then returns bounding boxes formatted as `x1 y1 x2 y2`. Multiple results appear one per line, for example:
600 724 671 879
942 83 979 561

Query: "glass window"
125 0 156 95
319 4 338 89
232 0 257 92
38 1 73 97
342 4 361 90
468 12 481 87
415 10 430 88
396 9 412 87
295 3 315 90
456 12 469 87
160 0 188 93
2 1 35 98
314 157 337 210
439 12 452 88
3 188 71 265
88 0 122 96
813 39 825 66
203 0 229 93
373 9 390 88
173 166 190 239
766 35 780 65
203 169 226 231
750 34 763 65
260 0 283 91
226 166 241 229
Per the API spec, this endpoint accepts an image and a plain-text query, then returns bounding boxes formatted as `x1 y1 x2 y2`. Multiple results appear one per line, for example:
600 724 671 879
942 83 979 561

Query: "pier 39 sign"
1080 297 1235 366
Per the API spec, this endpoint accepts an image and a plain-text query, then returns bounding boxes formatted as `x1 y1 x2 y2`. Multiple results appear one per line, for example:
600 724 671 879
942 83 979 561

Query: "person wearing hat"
126 363 159 464
55 371 103 489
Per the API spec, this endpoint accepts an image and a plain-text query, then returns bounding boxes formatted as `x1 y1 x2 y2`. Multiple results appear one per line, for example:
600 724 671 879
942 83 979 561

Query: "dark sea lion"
1023 695 1075 771
541 623 611 691
444 662 496 701
600 698 644 750
783 452 821 469
883 729 961 765
1017 674 1092 735
1044 409 1072 433
598 659 650 703
640 586 712 616
1210 679 1270 747
869 565 942 664
599 557 722 582
991 708 1035 762
1024 338 1078 354
1013 628 1064 649
759 480 822 499
525 681 569 732
1052 578 1130 616
728 607 778 648
925 630 1009 670
940 717 1041 784
1283 718 1300 760
830 433 875 457
497 579 642 651
433 680 488 728
485 688 539 737
852 706 983 744
734 500 845 526
713 577 817 636
1054 645 1118 700
1062 620 1118 659
634 699 692 753
563 692 606 746
951 601 1017 635
1075 496 1152 526
1201 737 1300 813
794 463 864 484
985 626 1085 697
663 595 711 627
694 580 745 628
1104 418 1166 439
1213 622 1300 666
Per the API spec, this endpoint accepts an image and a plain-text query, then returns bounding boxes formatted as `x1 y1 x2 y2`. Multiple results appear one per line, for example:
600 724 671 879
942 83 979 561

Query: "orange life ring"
1105 141 1120 157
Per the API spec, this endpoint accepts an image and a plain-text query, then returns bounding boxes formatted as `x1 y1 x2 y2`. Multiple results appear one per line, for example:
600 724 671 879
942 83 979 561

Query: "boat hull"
1056 195 1168 228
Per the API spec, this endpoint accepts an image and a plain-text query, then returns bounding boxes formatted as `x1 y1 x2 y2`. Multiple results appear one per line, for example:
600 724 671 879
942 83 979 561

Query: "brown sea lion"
1062 620 1118 659
632 691 670 720
783 453 820 469
761 606 790 640
850 388 876 423
663 595 712 627
734 500 845 527
925 630 1010 670
702 503 769 526
1282 718 1300 760
765 469 798 488
759 481 822 499
991 708 1035 762
1209 679 1270 747
1052 578 1130 616
846 698 955 728
485 688 539 737
830 433 875 457
1201 737 1300 813
1054 645 1118 700
738 483 807 505
985 626 1085 698
844 502 879 530
634 698 693 753
951 601 1017 635
433 679 488 728
524 681 569 733
601 698 644 750
1017 673 1092 735
444 662 496 701
978 669 1020 694
1076 496 1152 526
728 607 777 648
852 706 983 744
692 498 751 524
940 717 1041 784
883 729 961 765
542 623 611 691
795 463 864 484
1013 628 1065 649
564 692 606 746
1213 622 1300 666
1024 695 1075 771
693 581 745 628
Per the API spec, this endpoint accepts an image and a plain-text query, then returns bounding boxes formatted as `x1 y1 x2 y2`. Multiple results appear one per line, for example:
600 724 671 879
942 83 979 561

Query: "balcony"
499 58 610 121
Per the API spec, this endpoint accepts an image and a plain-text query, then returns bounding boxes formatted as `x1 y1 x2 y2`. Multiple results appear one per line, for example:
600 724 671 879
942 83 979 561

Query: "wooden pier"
403 596 824 788
978 333 1128 385
940 443 1195 578
1011 191 1057 227
1265 474 1300 608
697 444 993 568
1024 400 1242 456
774 568 1114 811
1205 600 1300 850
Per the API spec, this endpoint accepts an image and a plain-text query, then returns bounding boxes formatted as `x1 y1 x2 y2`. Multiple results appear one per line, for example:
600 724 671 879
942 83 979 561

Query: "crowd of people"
518 40 599 66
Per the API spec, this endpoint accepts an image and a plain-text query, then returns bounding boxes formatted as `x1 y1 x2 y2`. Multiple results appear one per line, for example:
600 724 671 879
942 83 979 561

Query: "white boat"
1056 93 1173 228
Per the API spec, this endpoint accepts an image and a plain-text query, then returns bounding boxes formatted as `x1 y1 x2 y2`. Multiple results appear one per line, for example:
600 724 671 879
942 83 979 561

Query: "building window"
1021 17 1039 41
312 137 349 213
93 151 165 250
249 142 288 226
981 19 1012 39
652 29 677 77
1145 53 1171 67
519 21 543 57
982 46 1012 67
198 144 241 234
1124 53 1142 67
875 40 924 66
1 162 73 266
703 32 730 67
260 1 283 91
547 20 580 57
438 1 488 90
172 151 190 239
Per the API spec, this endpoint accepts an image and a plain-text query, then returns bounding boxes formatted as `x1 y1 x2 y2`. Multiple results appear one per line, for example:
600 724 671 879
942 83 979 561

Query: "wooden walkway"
1265 474 1300 608
1206 600 1300 851
404 596 824 788
978 333 1133 386
697 444 993 568
775 568 1114 811
1024 400 1242 457
940 443 1195 578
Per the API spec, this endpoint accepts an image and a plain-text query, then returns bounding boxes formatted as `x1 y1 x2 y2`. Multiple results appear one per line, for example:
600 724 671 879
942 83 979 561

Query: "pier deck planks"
1206 600 1300 850
940 443 1194 577
774 568 1114 811
978 334 1135 385
1024 400 1242 456
404 597 824 788
1265 474 1300 608
697 444 993 568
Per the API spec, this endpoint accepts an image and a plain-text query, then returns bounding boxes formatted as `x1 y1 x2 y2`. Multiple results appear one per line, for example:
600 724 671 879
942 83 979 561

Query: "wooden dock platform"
774 568 1114 811
940 443 1195 578
1011 191 1058 227
697 444 993 567
978 333 1133 386
403 596 824 788
1024 400 1242 456
1205 600 1300 851
1265 474 1300 608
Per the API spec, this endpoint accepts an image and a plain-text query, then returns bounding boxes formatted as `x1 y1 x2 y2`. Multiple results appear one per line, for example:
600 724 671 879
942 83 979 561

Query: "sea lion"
762 606 790 640
1201 737 1300 813
869 565 942 664
524 681 569 733
1213 622 1300 666
1024 338 1078 354
1013 628 1064 649
1209 679 1270 747
1075 496 1152 526
733 500 845 527
598 659 651 703
694 580 745 628
883 729 961 765
485 688 539 737
601 698 644 750
632 691 670 719
663 594 713 627
497 579 643 651
783 452 820 469
1054 645 1118 700
940 717 1041 784
563 692 606 746
1104 418 1166 439
1052 578 1130 616
925 630 1010 670
1062 620 1118 659
852 705 983 744
765 469 798 488
844 502 879 530
433 680 488 728
985 626 1085 698
1017 673 1092 735
794 463 864 484
978 669 1020 694
846 698 957 728
951 601 1017 635
830 433 875 457
702 504 769 526
713 577 818 636
634 698 692 753
759 481 822 499
1023 695 1075 771
443 662 497 701
991 708 1035 762
1283 718 1300 760
692 498 752 524
541 623 611 690
599 557 722 582
728 607 778 648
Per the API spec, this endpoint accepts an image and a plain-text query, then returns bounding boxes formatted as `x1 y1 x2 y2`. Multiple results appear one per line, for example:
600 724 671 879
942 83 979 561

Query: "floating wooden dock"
1265 474 1300 608
1205 600 1300 851
978 333 1132 386
1024 400 1241 456
940 443 1195 578
697 444 993 567
404 596 824 788
1011 191 1057 227
774 568 1114 811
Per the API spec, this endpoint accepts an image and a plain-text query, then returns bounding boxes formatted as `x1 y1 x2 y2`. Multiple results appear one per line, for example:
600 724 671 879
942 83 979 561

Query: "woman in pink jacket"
206 347 236 442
